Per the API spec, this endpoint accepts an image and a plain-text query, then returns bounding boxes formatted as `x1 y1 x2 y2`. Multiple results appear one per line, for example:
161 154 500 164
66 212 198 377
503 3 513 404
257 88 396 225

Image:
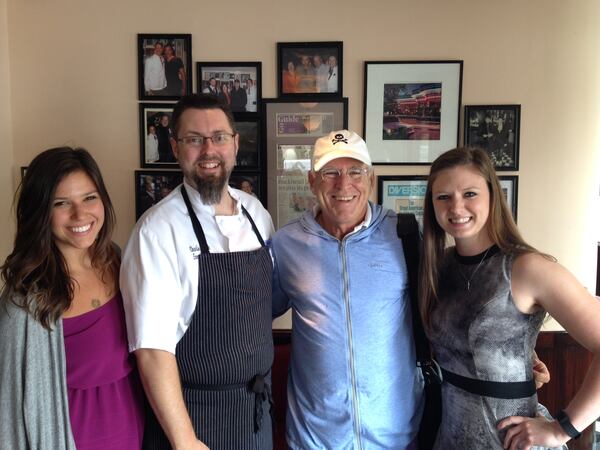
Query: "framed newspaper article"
262 97 348 229
377 175 428 228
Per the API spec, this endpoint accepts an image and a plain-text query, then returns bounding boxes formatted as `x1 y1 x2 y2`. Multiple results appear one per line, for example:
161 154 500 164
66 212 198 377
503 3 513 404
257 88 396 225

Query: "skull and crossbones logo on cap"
331 133 348 145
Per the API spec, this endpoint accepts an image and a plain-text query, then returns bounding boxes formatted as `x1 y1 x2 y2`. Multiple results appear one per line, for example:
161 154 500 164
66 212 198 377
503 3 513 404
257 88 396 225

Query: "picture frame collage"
364 60 521 223
134 35 520 224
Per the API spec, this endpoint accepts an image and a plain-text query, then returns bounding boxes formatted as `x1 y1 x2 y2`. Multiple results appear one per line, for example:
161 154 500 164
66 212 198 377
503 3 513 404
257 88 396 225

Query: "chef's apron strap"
241 205 266 247
249 372 274 432
181 185 210 254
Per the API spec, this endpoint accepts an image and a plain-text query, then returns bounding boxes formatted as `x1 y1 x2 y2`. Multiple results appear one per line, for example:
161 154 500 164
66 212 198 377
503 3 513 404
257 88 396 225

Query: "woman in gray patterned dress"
419 147 600 450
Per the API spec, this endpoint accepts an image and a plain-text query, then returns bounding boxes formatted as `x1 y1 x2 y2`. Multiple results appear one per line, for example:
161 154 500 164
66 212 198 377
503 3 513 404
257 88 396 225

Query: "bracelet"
555 410 581 440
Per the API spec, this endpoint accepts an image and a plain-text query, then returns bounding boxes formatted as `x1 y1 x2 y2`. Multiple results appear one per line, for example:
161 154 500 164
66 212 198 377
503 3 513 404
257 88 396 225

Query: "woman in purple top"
0 147 144 449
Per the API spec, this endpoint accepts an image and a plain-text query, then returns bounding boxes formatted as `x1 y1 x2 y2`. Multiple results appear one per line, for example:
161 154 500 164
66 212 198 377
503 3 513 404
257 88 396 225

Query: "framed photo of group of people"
464 104 521 171
277 41 343 99
135 34 268 214
138 34 192 101
196 62 262 114
134 170 183 219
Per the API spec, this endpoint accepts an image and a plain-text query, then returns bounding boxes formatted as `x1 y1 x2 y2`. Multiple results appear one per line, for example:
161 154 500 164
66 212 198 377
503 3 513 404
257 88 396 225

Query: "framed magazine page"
377 175 428 228
363 61 463 164
263 97 348 229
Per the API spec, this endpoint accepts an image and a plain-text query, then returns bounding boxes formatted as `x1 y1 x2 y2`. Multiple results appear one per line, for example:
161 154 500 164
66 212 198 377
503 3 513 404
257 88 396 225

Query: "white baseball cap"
312 130 372 171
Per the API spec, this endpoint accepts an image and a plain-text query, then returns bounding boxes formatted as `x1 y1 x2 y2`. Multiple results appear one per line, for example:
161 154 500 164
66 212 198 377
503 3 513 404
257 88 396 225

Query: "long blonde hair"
419 147 545 331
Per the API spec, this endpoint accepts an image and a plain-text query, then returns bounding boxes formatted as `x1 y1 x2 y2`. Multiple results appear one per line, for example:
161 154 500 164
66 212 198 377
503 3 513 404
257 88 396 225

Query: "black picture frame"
139 103 177 168
138 34 192 101
363 60 463 164
229 171 266 207
233 113 262 171
377 175 428 228
263 97 348 228
277 41 343 99
498 175 519 222
464 104 521 171
135 170 183 220
196 61 262 114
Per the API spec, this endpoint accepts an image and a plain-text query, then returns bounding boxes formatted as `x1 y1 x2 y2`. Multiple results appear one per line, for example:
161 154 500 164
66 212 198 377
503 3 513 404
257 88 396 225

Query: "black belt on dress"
182 371 273 432
441 367 536 399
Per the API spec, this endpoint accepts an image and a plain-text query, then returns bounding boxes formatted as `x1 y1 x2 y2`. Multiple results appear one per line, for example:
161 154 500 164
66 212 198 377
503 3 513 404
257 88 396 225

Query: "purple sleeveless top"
63 292 144 449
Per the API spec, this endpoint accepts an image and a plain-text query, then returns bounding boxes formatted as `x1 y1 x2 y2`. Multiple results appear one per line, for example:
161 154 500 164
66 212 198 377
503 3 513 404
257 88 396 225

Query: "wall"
3 1 599 326
0 0 13 260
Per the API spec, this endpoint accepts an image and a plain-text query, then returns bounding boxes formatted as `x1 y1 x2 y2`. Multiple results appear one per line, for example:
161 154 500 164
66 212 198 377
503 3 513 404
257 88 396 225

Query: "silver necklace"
457 246 491 291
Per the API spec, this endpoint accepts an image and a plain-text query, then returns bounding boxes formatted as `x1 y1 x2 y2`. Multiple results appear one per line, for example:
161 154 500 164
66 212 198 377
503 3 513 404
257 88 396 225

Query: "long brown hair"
1 147 119 329
419 147 545 331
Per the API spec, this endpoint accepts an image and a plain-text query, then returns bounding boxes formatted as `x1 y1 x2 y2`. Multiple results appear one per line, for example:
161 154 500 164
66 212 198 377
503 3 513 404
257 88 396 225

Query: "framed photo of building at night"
363 61 463 164
464 104 521 170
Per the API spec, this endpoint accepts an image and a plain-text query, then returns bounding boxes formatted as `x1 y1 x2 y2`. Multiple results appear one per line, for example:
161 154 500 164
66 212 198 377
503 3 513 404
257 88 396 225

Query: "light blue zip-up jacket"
272 203 424 450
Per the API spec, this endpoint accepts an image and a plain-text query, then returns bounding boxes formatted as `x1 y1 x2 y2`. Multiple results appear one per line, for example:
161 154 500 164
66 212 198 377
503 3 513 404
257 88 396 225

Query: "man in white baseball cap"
271 130 423 449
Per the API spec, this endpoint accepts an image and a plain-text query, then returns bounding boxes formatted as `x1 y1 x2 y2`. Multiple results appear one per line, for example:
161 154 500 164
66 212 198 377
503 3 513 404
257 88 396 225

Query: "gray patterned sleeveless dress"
429 246 564 450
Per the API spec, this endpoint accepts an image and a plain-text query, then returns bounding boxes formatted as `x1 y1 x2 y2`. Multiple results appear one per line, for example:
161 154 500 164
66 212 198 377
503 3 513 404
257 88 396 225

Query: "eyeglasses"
176 133 236 147
319 166 370 181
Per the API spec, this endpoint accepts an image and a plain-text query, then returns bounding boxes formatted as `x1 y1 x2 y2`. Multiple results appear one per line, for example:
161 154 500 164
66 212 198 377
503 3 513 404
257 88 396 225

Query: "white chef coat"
120 180 274 354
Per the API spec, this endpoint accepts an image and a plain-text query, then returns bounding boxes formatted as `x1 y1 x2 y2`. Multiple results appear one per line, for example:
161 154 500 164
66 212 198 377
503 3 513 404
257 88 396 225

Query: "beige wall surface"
0 0 14 260
3 1 599 302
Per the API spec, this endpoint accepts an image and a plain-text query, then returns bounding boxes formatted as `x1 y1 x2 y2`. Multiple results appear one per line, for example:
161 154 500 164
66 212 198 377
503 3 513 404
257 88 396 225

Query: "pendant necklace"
458 246 491 291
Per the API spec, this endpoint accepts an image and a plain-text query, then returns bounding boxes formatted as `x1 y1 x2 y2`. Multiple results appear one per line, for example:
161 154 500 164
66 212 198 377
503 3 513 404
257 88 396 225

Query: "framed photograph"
229 171 265 207
263 97 348 228
464 105 521 170
499 175 518 222
139 103 177 168
196 62 262 113
377 176 428 228
234 113 261 170
363 60 463 164
138 34 192 101
135 170 183 219
277 41 343 98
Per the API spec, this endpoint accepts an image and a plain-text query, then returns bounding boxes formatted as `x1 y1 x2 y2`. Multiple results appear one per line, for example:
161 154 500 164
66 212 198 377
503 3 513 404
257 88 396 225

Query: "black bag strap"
397 214 441 385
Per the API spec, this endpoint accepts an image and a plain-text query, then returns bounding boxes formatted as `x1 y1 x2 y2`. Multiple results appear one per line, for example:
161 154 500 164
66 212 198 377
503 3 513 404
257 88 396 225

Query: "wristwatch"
555 410 581 440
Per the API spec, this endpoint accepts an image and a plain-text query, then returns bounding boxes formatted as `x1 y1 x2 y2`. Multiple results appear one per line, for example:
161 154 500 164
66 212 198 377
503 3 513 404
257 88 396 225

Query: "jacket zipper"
340 239 363 450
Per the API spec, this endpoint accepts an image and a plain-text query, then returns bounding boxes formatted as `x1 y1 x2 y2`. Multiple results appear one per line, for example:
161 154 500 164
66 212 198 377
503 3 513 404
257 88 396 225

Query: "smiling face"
171 108 239 202
431 164 493 254
309 157 373 239
51 170 105 256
